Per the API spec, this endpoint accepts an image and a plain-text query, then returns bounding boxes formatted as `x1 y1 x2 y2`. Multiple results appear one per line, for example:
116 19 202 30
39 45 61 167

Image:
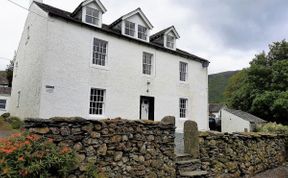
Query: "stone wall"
199 131 287 177
24 117 176 178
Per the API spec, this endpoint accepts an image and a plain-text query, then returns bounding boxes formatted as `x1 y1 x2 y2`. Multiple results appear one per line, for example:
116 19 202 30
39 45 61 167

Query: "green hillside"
208 71 238 103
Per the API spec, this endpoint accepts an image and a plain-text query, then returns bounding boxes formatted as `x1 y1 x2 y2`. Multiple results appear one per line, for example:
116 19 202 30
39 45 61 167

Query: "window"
0 99 6 109
166 35 175 49
179 98 188 118
93 38 107 66
180 62 188 81
125 21 135 37
89 88 105 115
138 25 148 40
143 52 153 75
85 7 100 25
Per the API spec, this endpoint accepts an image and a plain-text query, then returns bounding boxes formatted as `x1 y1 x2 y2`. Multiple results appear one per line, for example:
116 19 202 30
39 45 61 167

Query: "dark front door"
140 96 154 121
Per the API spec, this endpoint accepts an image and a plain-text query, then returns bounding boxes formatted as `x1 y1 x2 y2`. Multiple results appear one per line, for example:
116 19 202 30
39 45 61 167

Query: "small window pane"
0 99 6 109
143 52 153 75
138 25 147 40
179 98 188 118
125 21 135 37
180 62 188 81
86 7 99 25
93 38 108 66
166 35 175 49
89 88 105 115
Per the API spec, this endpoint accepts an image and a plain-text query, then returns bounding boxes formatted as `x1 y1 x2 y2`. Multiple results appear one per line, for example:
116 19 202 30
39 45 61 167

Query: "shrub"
1 113 10 119
0 132 76 178
5 117 23 129
256 122 288 135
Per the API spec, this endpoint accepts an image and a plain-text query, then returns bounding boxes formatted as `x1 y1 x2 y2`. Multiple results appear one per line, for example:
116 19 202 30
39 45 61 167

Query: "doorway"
140 96 154 121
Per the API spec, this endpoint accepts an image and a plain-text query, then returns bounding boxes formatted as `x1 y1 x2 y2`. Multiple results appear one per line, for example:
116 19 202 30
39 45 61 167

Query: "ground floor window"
179 98 188 118
0 99 6 109
89 88 105 115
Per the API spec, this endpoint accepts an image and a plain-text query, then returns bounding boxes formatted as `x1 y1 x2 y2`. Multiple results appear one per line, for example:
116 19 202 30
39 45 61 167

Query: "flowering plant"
0 132 76 178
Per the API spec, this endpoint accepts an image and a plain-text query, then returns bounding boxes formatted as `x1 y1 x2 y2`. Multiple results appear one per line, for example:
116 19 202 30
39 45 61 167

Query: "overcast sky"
0 0 287 74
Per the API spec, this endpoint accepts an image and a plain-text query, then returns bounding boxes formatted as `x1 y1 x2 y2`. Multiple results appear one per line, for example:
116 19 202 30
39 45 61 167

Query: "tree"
6 52 16 87
224 40 288 123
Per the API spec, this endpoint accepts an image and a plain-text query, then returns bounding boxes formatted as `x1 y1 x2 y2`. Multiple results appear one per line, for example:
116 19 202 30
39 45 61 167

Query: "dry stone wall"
24 117 176 178
199 131 287 178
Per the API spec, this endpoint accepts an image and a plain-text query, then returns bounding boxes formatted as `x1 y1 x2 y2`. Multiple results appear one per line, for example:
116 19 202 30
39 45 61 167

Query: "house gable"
150 26 180 51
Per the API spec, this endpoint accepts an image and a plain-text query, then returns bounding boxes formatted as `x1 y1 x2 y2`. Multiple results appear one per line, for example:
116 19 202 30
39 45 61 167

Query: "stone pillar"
184 120 199 158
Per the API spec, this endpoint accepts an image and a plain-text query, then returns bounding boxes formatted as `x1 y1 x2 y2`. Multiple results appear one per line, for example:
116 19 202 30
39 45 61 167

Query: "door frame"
139 96 155 121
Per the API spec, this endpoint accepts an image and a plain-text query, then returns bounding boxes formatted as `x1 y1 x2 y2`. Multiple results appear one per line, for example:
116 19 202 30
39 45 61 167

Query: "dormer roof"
71 0 107 17
150 26 180 41
109 8 153 29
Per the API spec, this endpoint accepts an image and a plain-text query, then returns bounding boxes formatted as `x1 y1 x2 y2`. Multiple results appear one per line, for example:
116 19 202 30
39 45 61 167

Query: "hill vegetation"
208 71 238 103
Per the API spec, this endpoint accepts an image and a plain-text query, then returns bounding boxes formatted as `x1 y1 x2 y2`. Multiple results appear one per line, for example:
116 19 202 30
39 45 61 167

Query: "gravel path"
0 131 14 138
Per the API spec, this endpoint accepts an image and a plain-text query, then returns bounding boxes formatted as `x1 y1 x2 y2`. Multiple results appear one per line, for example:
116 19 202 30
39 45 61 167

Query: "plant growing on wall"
0 132 76 178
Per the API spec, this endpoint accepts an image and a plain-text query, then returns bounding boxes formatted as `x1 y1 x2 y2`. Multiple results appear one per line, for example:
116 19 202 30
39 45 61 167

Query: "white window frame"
142 52 153 75
17 91 21 108
89 88 106 116
166 35 175 49
92 38 108 67
85 7 100 26
180 62 188 82
0 99 6 110
124 21 136 37
138 25 148 40
179 98 188 118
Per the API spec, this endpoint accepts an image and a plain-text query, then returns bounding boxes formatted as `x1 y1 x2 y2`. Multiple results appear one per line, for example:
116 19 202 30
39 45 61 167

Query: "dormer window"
138 25 148 40
166 35 175 49
85 7 100 26
125 21 135 37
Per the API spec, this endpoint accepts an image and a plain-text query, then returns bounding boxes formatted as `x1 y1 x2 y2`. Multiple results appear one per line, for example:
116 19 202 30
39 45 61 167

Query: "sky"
0 0 287 74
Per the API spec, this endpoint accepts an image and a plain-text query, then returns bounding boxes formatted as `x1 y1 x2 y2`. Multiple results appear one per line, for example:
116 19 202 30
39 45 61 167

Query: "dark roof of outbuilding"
224 108 267 123
34 2 209 65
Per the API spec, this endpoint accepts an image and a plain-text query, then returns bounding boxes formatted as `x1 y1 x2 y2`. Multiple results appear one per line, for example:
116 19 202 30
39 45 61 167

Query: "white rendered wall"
9 4 48 119
0 95 10 115
10 6 209 131
221 109 250 133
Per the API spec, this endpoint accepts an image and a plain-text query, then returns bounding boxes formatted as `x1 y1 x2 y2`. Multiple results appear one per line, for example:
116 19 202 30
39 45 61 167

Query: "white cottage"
10 0 209 132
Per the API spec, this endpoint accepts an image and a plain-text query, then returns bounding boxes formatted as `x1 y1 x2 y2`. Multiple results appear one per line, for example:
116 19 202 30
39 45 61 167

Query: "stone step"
179 170 208 178
176 153 193 161
176 159 201 165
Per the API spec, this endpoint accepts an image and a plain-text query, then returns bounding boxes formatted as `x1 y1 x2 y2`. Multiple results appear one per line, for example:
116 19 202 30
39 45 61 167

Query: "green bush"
0 132 76 178
5 117 23 129
1 113 10 119
256 122 288 135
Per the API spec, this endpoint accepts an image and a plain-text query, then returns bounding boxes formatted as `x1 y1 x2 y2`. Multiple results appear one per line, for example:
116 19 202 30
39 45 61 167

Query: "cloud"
0 0 287 74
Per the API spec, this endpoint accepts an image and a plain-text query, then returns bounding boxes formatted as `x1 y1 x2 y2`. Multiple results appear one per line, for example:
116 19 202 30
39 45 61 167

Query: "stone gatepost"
184 120 199 158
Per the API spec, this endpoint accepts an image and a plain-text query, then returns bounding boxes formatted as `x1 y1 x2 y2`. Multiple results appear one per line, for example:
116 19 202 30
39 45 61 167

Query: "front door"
140 96 154 121
141 99 149 120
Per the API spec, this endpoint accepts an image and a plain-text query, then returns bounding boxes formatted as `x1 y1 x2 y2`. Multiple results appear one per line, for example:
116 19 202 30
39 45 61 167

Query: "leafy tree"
6 52 16 87
224 40 288 123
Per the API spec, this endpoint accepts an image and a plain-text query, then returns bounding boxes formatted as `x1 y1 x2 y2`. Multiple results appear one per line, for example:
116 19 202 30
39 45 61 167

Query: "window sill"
179 81 189 85
142 74 154 78
89 115 107 119
90 64 110 71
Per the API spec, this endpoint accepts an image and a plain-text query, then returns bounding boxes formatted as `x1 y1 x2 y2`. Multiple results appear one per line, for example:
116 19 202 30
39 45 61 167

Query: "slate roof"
224 108 267 123
209 104 224 113
34 2 209 65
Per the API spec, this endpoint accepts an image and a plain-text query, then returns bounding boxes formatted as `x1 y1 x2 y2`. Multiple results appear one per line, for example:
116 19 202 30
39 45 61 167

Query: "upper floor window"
0 99 6 109
180 62 188 81
93 38 108 66
143 52 153 75
166 35 175 49
138 25 148 40
125 21 135 37
86 7 100 26
89 88 105 115
179 98 188 118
